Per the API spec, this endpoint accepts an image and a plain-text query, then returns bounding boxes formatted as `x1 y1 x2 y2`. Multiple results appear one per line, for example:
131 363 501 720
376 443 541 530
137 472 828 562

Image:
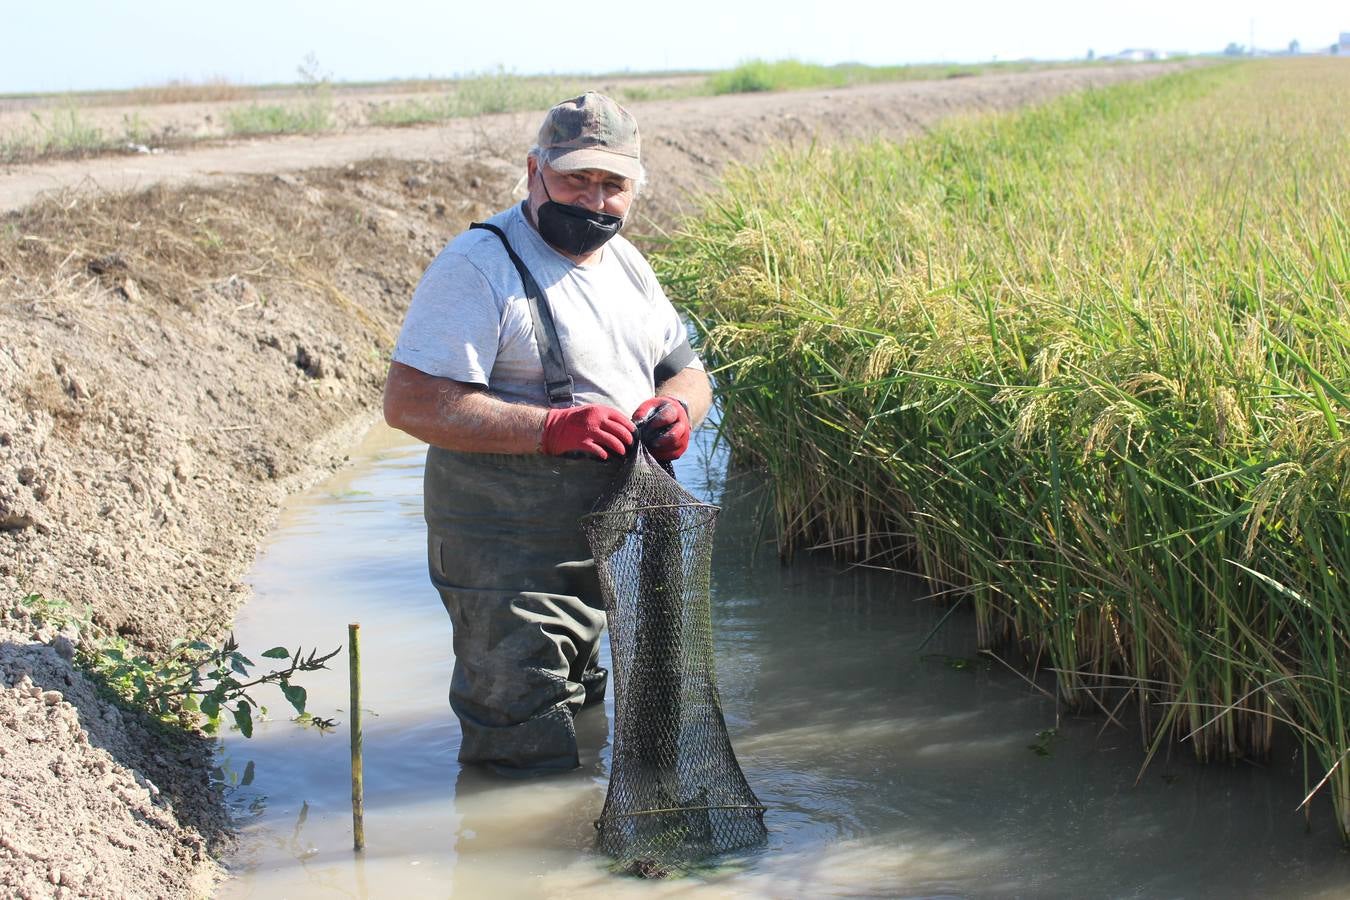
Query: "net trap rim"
579 500 721 532
593 803 768 828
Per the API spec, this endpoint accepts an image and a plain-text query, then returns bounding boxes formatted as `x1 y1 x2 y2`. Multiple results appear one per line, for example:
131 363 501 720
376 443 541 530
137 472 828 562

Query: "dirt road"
0 62 1188 897
3 63 1189 223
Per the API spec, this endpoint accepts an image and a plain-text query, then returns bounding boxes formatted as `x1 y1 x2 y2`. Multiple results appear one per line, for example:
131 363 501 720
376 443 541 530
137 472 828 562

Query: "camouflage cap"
536 91 641 181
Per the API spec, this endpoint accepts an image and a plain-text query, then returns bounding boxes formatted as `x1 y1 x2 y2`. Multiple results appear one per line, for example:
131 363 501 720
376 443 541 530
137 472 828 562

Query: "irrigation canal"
217 423 1350 898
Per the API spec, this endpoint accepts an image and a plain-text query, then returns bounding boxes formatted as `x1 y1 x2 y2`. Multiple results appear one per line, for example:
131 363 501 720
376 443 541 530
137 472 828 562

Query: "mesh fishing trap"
580 442 768 876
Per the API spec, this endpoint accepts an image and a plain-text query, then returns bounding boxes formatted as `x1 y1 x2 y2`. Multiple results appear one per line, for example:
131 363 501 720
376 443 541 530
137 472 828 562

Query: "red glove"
541 404 635 460
631 397 691 461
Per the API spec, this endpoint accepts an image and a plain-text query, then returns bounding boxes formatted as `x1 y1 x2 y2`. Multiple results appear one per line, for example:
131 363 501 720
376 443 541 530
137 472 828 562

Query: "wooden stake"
349 622 365 851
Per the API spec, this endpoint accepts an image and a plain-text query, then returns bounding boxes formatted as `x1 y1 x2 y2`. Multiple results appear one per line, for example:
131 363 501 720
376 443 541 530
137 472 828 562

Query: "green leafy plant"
90 634 340 736
19 592 88 630
18 593 338 737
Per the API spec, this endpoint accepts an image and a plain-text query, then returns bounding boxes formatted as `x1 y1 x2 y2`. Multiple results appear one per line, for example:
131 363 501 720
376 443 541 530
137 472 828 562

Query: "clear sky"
3 0 1345 93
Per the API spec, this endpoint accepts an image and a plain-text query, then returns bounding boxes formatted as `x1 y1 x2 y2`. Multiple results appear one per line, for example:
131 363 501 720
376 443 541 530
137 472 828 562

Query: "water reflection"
219 422 1350 899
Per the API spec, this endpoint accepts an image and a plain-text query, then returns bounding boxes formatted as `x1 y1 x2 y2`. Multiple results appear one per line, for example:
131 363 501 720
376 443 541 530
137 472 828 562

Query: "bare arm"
382 361 546 454
655 366 714 428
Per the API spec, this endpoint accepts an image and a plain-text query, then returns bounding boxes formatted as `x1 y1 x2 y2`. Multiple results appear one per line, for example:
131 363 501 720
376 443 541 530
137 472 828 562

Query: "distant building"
1340 32 1350 53
1108 48 1168 62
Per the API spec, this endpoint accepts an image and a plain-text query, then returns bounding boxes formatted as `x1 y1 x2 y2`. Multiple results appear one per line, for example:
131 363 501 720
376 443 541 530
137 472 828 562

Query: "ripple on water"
219 424 1350 899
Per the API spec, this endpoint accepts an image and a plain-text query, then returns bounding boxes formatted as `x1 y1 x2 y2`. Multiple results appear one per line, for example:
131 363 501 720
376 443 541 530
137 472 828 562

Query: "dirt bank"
0 62 1189 897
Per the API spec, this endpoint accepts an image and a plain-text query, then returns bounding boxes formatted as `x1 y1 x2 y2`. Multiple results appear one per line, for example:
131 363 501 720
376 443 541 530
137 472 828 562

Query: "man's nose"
574 183 605 211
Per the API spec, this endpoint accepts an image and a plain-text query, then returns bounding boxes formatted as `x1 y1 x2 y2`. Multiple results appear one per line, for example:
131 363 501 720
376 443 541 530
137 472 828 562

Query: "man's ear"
517 157 539 206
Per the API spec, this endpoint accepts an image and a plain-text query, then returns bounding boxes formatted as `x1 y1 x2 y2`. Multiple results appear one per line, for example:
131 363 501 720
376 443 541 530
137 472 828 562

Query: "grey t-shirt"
392 203 700 416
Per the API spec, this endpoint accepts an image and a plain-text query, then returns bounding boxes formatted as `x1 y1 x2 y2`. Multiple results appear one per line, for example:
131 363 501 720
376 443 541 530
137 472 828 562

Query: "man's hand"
631 397 691 461
541 404 636 460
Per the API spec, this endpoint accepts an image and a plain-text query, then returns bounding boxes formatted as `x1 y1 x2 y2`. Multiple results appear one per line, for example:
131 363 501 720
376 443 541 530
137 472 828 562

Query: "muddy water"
219 423 1350 899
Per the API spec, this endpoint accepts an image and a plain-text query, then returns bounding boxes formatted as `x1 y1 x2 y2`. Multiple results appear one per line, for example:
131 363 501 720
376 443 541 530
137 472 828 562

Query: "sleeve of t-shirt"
391 252 500 384
651 278 704 378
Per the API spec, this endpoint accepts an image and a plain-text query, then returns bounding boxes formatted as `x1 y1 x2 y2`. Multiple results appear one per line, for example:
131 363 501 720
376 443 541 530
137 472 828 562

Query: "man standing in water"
383 92 712 775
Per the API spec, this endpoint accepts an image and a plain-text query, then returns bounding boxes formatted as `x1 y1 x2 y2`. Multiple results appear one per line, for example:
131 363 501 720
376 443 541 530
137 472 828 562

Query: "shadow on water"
218 422 1350 899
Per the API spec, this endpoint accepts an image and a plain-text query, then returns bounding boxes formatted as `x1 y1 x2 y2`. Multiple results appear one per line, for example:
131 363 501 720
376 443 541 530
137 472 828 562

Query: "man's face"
527 157 635 220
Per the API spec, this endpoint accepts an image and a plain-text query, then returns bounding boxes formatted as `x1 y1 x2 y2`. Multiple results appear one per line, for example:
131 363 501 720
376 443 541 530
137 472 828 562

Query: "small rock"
61 371 86 400
42 690 62 706
86 253 127 276
52 635 76 661
172 448 195 482
295 345 324 379
0 510 37 531
121 278 144 305
218 275 261 307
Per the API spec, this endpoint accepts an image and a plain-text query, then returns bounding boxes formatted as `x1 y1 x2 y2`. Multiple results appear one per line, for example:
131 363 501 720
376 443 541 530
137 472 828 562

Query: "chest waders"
428 220 764 872
425 221 609 775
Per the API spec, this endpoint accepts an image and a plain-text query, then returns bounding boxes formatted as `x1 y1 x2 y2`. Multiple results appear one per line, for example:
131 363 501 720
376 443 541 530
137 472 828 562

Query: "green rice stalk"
658 59 1350 842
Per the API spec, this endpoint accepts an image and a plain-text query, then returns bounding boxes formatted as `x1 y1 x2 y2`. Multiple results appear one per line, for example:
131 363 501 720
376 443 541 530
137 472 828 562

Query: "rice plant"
658 59 1350 841
707 58 1128 95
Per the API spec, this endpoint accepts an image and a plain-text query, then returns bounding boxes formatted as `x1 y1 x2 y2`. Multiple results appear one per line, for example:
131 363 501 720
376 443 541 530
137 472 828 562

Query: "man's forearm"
384 362 545 454
386 361 715 453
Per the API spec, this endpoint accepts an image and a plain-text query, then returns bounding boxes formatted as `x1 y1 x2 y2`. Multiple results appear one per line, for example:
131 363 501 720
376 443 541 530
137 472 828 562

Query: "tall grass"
368 71 585 126
225 57 334 136
0 105 134 163
123 77 252 105
707 58 1113 94
368 70 699 127
658 59 1350 841
224 101 333 135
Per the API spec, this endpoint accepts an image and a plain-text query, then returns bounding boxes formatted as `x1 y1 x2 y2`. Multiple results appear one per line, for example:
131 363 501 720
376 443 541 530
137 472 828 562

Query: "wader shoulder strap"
469 221 575 408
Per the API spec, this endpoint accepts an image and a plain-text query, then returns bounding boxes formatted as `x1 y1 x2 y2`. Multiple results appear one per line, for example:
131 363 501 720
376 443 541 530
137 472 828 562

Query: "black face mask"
532 170 623 257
